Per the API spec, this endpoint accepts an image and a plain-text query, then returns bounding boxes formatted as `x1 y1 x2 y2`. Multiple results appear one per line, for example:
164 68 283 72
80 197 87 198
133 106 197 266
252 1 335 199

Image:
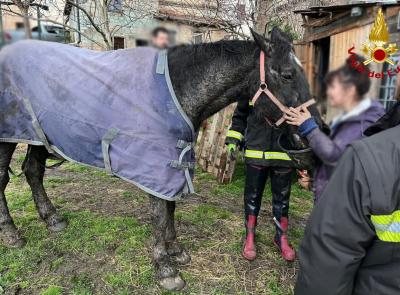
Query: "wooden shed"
197 2 400 184
294 1 400 121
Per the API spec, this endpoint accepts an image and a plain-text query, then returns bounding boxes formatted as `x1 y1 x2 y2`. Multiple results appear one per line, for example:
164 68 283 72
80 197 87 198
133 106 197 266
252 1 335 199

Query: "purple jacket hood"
331 100 384 135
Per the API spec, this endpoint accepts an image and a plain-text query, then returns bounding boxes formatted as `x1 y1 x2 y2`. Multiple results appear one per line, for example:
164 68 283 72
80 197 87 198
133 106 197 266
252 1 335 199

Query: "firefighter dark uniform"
295 108 400 294
225 98 296 261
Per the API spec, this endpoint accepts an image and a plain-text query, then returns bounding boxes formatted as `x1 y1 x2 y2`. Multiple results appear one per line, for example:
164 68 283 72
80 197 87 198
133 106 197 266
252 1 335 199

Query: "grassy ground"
0 146 313 295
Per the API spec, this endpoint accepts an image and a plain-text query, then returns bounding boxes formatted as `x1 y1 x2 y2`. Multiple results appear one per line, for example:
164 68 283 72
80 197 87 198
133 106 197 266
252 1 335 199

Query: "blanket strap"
156 50 167 74
102 128 120 175
17 91 53 153
170 160 195 170
176 140 194 149
170 144 195 194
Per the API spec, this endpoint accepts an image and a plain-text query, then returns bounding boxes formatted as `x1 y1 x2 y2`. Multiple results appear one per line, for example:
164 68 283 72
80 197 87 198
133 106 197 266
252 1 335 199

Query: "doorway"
312 37 330 116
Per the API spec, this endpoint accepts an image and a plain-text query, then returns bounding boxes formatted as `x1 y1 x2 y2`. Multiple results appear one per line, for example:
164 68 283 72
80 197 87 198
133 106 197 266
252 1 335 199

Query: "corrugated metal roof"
294 0 399 15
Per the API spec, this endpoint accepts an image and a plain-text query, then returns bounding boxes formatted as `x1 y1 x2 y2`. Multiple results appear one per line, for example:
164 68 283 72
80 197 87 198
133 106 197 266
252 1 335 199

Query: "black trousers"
244 164 293 221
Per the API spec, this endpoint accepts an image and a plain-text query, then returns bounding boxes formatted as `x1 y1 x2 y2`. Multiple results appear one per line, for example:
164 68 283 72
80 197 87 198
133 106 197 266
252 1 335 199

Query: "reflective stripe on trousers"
371 210 400 242
245 149 291 161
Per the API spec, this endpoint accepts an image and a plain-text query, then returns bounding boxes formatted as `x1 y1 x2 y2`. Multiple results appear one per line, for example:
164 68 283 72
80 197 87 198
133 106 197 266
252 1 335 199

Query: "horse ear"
250 28 269 53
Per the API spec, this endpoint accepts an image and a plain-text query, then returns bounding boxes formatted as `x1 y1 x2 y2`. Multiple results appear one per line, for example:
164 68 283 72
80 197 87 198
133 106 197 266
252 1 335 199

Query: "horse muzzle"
278 134 316 170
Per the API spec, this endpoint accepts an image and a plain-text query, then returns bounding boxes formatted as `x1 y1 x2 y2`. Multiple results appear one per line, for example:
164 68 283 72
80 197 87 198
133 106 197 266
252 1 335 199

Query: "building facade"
64 0 229 50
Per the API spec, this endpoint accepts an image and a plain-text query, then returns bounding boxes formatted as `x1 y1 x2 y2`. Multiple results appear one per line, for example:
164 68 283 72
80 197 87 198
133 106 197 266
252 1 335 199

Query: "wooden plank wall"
294 41 314 92
195 103 238 183
327 23 382 121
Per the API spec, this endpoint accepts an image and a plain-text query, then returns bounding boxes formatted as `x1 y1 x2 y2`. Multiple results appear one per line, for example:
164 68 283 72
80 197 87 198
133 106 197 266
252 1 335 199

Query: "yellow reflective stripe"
264 152 291 161
371 210 400 242
374 230 400 242
245 150 264 159
244 150 291 161
371 211 400 225
249 100 253 106
226 130 243 141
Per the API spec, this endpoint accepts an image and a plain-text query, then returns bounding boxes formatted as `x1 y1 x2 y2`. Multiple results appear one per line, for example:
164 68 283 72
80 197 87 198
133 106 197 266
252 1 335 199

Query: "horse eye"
281 71 293 80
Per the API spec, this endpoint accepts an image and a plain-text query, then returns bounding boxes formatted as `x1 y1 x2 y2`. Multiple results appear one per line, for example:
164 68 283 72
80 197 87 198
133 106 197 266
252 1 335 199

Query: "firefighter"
295 101 400 295
225 98 296 262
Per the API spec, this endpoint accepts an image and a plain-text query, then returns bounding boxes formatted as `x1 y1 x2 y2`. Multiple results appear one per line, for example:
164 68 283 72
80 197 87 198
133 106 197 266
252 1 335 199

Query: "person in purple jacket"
284 55 385 202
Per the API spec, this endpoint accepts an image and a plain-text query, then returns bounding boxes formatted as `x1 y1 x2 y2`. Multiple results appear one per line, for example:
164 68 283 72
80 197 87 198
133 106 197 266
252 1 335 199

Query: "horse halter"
251 50 316 127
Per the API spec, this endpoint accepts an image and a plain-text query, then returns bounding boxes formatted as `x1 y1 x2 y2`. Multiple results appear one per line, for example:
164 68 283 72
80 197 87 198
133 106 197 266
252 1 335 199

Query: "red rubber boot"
242 215 257 261
274 217 296 262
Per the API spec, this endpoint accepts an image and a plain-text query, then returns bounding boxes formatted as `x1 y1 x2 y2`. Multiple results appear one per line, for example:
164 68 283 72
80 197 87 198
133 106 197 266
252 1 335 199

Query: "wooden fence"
195 103 238 184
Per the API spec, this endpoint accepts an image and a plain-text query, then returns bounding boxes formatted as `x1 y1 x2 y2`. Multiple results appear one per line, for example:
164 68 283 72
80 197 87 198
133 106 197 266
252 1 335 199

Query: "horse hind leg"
165 200 191 265
149 195 186 291
0 142 25 248
23 145 67 232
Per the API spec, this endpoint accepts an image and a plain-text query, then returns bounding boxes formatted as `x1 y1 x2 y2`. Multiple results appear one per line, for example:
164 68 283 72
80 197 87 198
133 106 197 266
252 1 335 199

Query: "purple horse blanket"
0 40 195 201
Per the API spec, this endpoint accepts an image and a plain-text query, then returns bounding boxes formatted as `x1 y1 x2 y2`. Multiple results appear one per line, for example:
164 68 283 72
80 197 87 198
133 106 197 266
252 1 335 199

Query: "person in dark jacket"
285 55 384 201
225 98 296 262
294 101 400 295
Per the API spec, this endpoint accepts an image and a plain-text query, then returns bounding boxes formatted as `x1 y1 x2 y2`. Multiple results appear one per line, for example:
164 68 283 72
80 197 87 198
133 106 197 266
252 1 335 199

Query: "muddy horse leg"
149 195 185 291
23 145 67 232
0 143 25 247
165 200 191 264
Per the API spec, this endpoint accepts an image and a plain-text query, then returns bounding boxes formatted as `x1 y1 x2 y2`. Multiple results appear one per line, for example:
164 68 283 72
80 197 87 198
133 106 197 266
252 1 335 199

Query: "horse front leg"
0 143 25 247
166 200 191 264
149 195 186 291
23 145 67 232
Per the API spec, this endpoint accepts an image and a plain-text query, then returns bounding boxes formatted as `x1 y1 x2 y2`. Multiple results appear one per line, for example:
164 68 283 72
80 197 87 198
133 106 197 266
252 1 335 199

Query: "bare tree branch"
0 5 107 48
66 0 111 48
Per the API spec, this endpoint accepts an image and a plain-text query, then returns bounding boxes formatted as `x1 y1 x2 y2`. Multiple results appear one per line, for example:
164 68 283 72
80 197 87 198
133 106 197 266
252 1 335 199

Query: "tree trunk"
255 0 271 35
22 7 31 39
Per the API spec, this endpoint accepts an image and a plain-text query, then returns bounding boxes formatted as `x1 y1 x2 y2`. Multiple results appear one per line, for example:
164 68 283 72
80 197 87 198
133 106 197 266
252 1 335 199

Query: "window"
15 22 24 30
108 0 123 12
113 36 125 50
379 55 399 110
397 11 400 30
193 32 203 44
45 26 60 34
135 39 148 47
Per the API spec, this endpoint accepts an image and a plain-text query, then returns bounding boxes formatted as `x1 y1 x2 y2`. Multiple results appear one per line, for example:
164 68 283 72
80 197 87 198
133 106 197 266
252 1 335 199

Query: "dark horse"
0 28 323 291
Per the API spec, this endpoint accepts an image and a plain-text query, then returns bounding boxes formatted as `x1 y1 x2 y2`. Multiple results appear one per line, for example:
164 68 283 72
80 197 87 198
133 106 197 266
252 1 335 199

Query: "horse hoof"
7 236 26 248
159 275 186 291
46 214 68 232
0 226 26 248
1 235 26 248
175 250 191 265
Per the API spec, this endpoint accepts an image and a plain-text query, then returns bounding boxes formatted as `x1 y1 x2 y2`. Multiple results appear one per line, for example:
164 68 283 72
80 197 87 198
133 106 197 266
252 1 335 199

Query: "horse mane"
169 29 294 67
169 40 257 66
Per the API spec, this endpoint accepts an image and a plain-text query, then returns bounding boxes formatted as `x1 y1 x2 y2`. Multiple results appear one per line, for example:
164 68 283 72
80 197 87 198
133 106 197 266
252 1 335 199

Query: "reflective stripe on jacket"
371 211 400 242
295 124 400 295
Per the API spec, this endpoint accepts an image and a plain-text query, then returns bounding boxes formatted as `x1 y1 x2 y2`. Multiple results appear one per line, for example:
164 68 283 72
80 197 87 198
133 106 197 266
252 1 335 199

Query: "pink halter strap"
251 50 316 127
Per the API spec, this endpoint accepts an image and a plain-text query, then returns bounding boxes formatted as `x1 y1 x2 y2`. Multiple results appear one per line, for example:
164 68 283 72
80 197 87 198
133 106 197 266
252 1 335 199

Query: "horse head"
249 27 327 170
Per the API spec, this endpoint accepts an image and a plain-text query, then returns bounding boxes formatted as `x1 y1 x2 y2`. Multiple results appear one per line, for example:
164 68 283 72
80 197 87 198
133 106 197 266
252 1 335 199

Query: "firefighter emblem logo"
361 8 398 65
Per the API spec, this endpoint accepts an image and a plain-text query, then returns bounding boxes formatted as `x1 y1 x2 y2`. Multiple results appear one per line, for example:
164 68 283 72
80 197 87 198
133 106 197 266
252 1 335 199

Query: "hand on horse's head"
284 106 312 126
